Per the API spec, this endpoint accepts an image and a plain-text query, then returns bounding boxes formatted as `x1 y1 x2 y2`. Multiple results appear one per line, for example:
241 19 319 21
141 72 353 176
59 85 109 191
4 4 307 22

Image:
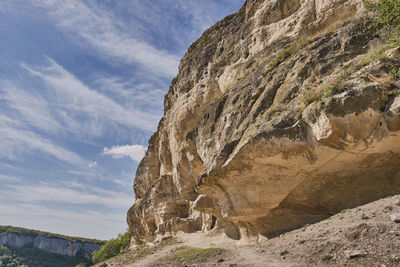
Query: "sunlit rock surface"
127 0 400 244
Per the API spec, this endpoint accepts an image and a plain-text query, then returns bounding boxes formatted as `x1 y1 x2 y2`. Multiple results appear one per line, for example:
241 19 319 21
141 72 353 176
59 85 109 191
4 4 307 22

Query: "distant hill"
0 225 105 245
0 225 106 267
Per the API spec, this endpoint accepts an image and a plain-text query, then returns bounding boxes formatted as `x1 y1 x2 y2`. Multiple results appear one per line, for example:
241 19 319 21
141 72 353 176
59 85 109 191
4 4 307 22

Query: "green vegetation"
0 244 92 267
171 246 222 263
361 213 370 220
302 224 311 232
300 39 398 113
269 20 350 69
280 250 289 256
364 0 400 44
295 0 400 113
322 255 333 261
92 232 131 264
300 63 356 112
359 42 397 67
0 225 105 245
384 205 393 211
391 67 400 78
389 255 400 263
96 236 179 266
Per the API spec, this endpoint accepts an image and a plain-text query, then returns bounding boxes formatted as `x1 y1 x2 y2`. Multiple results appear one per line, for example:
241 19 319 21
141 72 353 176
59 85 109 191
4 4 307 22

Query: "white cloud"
103 144 146 162
88 161 97 168
29 0 179 78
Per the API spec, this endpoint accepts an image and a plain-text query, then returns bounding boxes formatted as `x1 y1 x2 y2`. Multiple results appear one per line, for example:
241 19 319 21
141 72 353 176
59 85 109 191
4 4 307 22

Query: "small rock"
344 250 367 259
390 214 400 223
258 234 268 242
393 199 400 206
99 263 108 267
385 47 400 60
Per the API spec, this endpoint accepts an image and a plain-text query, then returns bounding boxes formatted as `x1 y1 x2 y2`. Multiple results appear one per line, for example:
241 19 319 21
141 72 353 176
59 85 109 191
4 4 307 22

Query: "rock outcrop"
0 232 102 256
127 0 400 244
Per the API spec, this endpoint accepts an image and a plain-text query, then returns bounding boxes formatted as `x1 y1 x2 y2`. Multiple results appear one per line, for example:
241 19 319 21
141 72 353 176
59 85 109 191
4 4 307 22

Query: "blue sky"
0 0 244 240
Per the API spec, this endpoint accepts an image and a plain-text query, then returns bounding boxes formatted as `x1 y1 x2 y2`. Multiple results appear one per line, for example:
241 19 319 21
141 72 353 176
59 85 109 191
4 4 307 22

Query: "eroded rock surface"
127 0 400 244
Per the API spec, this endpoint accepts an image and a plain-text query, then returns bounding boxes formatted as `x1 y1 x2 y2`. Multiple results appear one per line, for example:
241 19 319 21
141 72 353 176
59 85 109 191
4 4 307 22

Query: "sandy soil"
98 195 400 267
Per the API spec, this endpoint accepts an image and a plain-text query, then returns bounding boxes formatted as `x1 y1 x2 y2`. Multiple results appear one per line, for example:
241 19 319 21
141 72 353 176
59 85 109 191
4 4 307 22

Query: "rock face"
0 233 102 256
127 0 400 244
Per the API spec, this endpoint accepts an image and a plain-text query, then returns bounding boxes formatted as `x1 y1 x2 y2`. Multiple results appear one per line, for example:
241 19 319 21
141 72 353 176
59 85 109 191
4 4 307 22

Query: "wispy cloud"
0 114 83 164
92 76 166 113
0 82 61 133
103 144 146 162
29 0 180 78
0 174 21 182
23 58 159 133
0 202 126 239
0 182 132 209
0 179 133 239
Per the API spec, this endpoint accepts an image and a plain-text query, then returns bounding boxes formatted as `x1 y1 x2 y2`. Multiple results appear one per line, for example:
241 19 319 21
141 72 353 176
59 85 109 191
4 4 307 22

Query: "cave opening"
210 215 217 230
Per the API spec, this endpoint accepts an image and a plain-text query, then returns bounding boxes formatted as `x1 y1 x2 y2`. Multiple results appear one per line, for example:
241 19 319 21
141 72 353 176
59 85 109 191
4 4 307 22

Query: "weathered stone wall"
128 0 400 244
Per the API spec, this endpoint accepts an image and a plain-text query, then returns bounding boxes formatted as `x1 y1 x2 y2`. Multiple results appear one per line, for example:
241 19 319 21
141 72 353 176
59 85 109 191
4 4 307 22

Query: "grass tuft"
280 250 289 256
269 20 350 69
322 255 332 261
361 213 370 220
171 246 223 263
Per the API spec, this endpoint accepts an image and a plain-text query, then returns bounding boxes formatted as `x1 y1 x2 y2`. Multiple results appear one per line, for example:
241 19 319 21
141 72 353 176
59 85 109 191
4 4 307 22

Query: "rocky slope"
101 195 400 266
127 0 400 245
0 227 103 256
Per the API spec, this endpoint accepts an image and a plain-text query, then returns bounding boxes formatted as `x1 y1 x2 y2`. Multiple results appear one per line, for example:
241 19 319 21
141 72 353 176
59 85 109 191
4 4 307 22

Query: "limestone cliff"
0 231 103 256
127 0 400 244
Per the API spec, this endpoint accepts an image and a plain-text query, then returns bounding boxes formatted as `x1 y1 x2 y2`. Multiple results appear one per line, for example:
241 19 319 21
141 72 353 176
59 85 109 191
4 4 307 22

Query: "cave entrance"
210 215 217 230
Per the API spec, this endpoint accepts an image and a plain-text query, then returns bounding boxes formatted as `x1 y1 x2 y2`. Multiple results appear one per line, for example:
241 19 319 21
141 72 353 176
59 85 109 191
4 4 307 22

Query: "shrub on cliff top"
364 0 400 43
92 231 131 264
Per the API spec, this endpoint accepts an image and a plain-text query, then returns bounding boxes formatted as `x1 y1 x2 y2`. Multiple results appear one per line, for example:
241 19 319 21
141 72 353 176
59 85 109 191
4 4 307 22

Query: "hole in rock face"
210 215 217 230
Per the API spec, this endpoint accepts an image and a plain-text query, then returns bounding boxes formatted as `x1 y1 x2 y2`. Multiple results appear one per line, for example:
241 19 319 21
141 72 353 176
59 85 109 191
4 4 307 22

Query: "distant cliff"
128 0 400 245
0 225 104 257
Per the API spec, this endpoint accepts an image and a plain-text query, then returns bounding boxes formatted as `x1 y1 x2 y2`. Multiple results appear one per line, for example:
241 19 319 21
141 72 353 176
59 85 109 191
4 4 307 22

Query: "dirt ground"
96 195 400 267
